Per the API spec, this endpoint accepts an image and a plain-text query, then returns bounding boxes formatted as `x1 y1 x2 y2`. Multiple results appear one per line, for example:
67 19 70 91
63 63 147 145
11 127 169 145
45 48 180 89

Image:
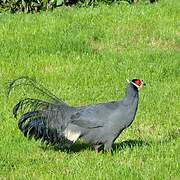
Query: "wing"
70 106 106 129
70 101 121 129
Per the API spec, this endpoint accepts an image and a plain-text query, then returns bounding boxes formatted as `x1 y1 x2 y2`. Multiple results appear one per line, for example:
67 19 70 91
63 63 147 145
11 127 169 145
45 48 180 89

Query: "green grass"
0 0 180 179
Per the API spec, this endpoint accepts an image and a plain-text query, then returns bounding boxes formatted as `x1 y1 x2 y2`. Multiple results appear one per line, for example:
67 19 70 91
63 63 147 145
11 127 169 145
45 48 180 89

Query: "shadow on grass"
40 139 149 153
112 139 149 152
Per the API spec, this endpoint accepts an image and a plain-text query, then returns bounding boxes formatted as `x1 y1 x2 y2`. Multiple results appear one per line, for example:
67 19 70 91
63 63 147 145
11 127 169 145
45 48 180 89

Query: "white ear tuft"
131 81 140 89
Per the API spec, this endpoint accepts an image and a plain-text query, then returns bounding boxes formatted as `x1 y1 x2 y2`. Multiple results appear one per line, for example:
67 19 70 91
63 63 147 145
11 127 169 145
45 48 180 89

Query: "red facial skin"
132 79 142 87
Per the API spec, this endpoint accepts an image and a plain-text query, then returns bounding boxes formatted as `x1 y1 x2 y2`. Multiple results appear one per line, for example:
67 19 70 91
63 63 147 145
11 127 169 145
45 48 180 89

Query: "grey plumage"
8 77 144 152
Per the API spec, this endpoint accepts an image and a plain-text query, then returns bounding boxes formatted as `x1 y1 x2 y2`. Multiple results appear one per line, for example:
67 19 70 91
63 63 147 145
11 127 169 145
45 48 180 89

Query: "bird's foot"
94 145 101 154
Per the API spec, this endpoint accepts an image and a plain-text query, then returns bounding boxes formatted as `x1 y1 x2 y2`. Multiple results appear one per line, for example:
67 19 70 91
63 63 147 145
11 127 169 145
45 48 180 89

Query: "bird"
8 77 145 153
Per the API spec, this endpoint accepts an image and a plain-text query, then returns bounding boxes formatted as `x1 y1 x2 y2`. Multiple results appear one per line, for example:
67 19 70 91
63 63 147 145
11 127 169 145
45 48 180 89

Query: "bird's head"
128 79 145 90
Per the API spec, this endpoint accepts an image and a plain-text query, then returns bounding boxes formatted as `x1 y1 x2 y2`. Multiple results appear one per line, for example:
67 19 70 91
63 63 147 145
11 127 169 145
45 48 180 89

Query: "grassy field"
0 0 180 179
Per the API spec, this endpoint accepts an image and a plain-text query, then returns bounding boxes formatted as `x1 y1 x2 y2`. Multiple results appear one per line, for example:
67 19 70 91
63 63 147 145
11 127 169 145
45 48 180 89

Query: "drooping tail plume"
7 77 73 147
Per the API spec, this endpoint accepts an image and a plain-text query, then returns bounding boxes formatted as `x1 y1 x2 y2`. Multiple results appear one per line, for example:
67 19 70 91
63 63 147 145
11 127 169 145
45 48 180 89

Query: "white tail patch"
64 125 81 143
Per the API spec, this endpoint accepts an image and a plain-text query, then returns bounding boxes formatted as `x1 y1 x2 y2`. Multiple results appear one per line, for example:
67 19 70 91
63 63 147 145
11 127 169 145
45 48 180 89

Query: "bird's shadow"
112 139 149 152
40 128 179 153
40 139 149 153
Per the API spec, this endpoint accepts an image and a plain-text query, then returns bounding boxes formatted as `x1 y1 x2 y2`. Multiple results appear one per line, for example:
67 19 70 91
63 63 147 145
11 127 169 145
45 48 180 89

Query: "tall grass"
0 0 180 179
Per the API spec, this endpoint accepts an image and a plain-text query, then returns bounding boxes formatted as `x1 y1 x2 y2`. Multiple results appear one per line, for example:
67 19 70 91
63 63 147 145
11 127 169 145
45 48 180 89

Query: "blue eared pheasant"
9 77 145 152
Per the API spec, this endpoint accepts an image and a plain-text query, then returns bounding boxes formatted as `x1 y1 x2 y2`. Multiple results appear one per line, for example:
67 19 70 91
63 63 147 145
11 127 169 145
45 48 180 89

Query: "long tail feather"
17 109 72 147
8 76 73 148
7 76 66 104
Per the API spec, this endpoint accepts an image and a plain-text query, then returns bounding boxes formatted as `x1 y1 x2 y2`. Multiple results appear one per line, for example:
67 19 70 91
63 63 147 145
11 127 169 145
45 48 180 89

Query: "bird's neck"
120 83 139 128
123 84 139 105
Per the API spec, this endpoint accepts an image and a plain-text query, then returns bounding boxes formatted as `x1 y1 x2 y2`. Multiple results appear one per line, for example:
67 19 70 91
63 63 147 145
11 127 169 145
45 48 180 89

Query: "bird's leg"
94 145 101 154
104 141 113 153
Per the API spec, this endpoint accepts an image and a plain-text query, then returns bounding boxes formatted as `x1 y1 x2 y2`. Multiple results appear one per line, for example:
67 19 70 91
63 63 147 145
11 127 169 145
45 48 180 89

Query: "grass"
0 0 180 179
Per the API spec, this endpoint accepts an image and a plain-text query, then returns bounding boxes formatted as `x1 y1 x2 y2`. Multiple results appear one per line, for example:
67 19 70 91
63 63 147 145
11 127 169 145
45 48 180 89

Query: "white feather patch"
64 126 81 143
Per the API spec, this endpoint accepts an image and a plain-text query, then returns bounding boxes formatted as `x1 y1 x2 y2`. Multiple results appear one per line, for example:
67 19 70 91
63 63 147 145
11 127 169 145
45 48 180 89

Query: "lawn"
0 0 180 179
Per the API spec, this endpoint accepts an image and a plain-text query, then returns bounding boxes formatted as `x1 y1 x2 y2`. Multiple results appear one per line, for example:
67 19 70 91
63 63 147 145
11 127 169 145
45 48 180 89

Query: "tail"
18 110 72 147
8 76 72 147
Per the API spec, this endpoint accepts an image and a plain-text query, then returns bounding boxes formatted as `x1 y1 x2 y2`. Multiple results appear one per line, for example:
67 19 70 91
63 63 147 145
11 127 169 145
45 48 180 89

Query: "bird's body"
70 83 139 151
9 77 144 152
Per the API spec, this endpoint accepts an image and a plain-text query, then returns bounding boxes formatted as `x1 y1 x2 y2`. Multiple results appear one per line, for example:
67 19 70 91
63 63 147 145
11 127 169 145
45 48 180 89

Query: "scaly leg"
94 144 102 154
104 141 113 153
